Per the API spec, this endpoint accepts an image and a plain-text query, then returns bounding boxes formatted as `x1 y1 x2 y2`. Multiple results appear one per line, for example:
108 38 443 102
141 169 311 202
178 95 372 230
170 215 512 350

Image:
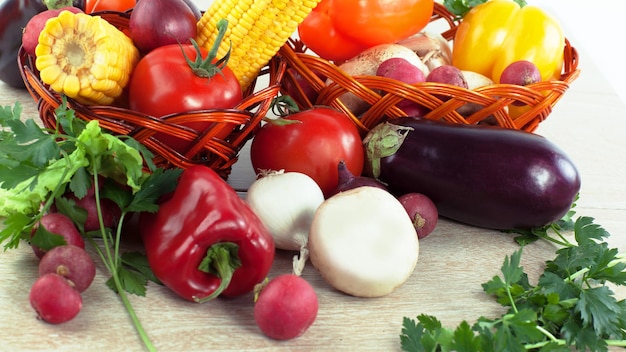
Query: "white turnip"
398 193 438 239
254 274 318 340
308 186 419 297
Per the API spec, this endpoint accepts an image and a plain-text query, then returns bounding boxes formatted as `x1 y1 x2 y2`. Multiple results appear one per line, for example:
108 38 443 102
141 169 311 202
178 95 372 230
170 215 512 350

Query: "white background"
190 0 626 103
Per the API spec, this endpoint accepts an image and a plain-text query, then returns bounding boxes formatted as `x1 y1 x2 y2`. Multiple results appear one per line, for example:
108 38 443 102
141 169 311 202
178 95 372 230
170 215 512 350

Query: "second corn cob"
35 10 139 106
196 0 321 90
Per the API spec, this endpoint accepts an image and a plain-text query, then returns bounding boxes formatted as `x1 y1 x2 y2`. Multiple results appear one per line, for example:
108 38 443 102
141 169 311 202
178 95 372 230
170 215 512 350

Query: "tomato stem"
182 19 230 79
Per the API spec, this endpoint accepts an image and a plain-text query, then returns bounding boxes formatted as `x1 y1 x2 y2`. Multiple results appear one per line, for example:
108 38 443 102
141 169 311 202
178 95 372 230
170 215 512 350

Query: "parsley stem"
90 170 156 351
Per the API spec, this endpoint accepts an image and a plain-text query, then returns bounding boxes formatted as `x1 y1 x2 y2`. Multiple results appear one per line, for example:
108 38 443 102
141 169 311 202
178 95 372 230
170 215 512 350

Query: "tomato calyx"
265 96 303 126
183 19 230 79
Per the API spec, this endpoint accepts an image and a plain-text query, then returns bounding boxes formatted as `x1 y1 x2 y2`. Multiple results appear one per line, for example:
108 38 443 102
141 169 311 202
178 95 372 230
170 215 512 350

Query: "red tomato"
128 43 243 152
298 0 434 62
250 107 364 197
85 0 135 13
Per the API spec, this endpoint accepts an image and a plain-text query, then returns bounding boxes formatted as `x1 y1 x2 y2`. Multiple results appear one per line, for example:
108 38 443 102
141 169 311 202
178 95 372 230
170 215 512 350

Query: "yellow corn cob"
196 0 321 90
35 11 139 106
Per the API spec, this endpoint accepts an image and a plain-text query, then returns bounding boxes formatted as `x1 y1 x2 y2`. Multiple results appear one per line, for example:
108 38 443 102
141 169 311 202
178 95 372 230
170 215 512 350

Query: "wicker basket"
18 11 285 179
278 2 580 133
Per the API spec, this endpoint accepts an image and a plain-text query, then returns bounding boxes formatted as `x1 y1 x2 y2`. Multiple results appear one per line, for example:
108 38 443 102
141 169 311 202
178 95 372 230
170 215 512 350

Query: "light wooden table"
2 9 626 352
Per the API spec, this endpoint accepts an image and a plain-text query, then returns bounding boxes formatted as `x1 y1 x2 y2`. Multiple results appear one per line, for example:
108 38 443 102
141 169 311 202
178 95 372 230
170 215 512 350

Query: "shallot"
246 170 325 275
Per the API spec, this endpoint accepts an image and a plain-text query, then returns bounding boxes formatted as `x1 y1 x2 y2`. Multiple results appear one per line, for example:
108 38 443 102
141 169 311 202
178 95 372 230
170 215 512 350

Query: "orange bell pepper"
451 0 564 83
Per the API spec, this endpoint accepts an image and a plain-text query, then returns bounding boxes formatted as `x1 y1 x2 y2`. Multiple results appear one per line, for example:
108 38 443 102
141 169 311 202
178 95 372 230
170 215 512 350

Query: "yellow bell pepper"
451 0 564 83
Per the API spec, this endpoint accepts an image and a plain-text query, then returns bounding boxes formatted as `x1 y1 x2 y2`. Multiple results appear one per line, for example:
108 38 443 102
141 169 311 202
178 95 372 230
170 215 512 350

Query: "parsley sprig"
443 0 527 17
0 99 182 351
400 213 626 351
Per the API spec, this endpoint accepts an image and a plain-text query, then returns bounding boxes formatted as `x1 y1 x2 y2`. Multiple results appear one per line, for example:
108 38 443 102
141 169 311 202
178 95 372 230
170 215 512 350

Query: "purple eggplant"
363 117 581 230
0 0 84 88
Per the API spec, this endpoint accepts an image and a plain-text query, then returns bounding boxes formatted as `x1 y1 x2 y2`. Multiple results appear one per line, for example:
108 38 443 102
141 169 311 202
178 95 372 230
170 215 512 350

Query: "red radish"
31 213 85 259
499 60 542 106
426 65 468 92
500 60 541 86
21 7 84 56
129 0 198 54
398 193 439 239
38 245 96 293
254 274 318 340
29 273 83 324
376 57 428 116
329 160 387 196
376 57 426 83
68 192 121 232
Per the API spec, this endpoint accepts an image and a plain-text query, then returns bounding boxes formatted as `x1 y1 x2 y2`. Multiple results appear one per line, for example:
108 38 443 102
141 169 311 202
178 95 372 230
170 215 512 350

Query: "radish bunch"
28 213 96 324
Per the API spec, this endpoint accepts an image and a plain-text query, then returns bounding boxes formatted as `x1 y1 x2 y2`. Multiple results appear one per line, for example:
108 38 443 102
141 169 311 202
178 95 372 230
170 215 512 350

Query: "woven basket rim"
277 2 580 133
17 10 286 177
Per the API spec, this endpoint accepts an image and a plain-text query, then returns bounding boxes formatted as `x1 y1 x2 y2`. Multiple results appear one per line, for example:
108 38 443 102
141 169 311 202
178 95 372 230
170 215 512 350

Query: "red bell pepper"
140 165 275 302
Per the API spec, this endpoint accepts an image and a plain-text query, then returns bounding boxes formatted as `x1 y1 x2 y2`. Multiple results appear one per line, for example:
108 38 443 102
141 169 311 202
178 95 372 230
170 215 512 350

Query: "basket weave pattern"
278 3 580 133
18 11 285 179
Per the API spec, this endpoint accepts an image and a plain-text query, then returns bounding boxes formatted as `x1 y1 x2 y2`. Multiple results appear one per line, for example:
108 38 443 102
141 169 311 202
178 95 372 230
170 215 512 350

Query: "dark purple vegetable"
329 159 387 196
363 117 581 230
0 0 84 88
129 0 197 54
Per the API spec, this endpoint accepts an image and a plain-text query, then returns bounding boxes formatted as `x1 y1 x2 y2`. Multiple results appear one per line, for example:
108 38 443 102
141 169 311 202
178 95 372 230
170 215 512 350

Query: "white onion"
245 170 325 275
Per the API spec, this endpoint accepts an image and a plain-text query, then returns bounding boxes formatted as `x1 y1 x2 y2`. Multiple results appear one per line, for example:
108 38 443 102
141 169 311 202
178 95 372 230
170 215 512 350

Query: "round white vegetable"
308 186 419 298
246 170 325 275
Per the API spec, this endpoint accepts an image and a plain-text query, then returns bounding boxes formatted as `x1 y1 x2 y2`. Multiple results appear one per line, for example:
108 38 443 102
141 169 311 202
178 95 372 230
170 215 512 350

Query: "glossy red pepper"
140 165 275 302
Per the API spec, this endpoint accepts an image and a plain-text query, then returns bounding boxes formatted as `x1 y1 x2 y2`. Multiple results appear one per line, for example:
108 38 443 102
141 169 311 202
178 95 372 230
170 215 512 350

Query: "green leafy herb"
443 0 527 18
0 98 182 352
400 216 626 351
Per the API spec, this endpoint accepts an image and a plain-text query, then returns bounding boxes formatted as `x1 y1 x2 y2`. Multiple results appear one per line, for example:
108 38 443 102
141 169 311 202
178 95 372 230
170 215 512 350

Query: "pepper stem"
194 242 241 303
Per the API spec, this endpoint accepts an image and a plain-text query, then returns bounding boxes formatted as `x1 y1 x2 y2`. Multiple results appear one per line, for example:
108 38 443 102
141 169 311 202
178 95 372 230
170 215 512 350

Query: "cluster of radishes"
330 32 541 118
29 213 96 324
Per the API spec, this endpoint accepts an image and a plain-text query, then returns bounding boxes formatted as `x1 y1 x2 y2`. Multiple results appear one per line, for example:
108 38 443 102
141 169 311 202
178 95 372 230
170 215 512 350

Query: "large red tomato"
250 107 364 197
128 43 242 153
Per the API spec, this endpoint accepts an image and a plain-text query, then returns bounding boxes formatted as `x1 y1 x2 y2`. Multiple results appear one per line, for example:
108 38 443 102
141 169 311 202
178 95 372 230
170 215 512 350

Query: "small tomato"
250 107 364 197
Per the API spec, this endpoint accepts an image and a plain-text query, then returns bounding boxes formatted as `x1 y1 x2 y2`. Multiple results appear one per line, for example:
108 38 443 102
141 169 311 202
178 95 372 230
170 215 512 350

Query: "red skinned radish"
38 245 96 292
426 65 468 92
31 213 85 259
29 273 83 324
500 60 542 86
329 160 387 196
254 274 318 340
376 58 427 116
129 0 198 54
499 60 542 106
309 186 419 297
398 193 438 239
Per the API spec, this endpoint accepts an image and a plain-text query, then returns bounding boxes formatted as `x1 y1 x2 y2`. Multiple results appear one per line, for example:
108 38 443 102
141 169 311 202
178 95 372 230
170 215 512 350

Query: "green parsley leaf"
443 0 527 17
